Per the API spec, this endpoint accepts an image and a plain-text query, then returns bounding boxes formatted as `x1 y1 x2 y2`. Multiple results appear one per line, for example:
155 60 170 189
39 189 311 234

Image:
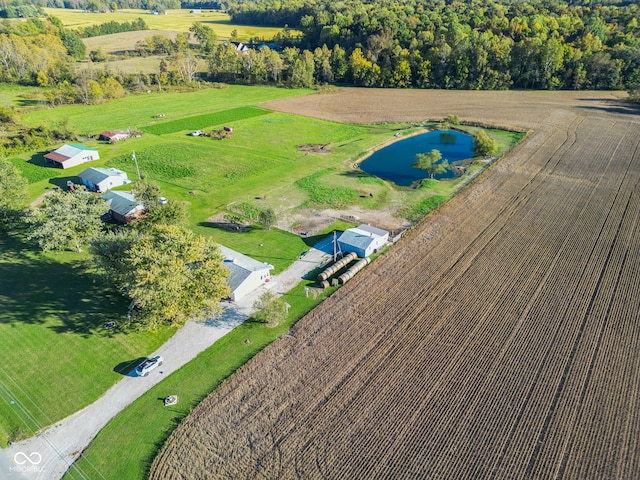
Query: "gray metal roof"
338 225 389 251
102 190 140 216
356 224 389 238
218 245 273 292
78 167 126 185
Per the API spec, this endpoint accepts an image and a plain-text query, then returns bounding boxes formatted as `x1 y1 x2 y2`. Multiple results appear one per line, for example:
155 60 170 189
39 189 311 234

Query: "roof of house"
355 224 389 238
44 144 98 163
219 245 273 292
78 167 127 185
338 224 389 251
100 130 129 138
102 190 140 216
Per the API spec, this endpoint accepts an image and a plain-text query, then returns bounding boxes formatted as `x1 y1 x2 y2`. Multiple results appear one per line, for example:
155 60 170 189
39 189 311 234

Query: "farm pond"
360 130 474 186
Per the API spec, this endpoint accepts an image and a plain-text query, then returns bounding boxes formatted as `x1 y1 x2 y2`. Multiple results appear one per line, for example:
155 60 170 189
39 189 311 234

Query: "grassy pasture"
140 106 269 134
18 85 309 134
43 8 294 41
0 233 175 446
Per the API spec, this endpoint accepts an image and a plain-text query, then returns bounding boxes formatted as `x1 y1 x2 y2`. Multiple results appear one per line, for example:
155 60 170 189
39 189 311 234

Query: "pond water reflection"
360 130 474 186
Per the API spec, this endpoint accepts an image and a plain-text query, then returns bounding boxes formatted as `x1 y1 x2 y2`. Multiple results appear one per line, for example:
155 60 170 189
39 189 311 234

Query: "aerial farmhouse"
44 144 99 169
338 224 389 258
219 245 274 301
102 191 144 224
78 167 129 193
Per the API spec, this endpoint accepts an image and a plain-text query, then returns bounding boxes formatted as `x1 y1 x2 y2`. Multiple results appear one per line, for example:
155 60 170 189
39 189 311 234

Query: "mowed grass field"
43 8 292 42
0 234 176 446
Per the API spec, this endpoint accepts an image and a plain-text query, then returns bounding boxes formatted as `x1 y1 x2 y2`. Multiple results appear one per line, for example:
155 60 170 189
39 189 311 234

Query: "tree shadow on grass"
0 232 128 337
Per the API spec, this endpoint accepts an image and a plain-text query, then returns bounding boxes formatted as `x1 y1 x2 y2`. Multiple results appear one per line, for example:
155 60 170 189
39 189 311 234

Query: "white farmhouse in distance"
338 224 389 258
219 245 274 302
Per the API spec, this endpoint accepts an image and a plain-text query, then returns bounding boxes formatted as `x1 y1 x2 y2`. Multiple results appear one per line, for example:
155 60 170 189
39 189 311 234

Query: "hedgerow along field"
149 90 640 479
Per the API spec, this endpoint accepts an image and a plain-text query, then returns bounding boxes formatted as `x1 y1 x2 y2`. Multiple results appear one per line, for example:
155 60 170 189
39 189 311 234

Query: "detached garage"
44 144 99 169
338 224 389 258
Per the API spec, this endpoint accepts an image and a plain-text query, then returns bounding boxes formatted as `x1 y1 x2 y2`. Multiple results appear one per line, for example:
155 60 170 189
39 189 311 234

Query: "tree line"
224 0 640 90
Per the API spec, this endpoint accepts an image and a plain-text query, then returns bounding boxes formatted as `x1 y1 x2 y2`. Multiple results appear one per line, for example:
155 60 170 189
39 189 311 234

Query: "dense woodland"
0 0 639 107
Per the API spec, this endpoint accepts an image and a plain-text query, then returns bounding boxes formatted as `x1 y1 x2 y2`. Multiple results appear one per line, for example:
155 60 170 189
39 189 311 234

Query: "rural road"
3 238 335 480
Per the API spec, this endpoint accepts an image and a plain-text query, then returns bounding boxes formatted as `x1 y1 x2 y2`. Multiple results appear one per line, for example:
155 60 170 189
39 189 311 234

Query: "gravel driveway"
2 239 335 480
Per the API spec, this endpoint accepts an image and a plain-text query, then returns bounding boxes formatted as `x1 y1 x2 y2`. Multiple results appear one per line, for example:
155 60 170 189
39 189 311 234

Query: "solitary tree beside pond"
473 129 498 157
414 149 449 179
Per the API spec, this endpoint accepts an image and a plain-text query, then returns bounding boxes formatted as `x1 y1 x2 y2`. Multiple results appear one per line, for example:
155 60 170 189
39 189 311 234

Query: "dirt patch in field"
297 143 332 154
279 206 410 236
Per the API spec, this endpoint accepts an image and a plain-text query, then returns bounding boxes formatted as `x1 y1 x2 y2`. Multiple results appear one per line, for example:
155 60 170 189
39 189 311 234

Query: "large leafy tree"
0 158 28 226
473 129 498 157
93 224 230 328
130 178 190 231
27 190 108 252
414 149 449 179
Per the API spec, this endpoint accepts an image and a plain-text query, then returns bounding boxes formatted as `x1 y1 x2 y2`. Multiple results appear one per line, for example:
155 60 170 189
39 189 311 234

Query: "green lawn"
17 85 310 135
0 232 176 446
63 280 336 480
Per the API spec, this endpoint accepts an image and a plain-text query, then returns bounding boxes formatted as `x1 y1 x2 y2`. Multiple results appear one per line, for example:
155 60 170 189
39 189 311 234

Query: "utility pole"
132 150 141 179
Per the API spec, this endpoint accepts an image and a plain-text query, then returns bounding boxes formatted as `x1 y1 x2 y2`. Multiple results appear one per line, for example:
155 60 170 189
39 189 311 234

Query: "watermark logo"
10 451 45 473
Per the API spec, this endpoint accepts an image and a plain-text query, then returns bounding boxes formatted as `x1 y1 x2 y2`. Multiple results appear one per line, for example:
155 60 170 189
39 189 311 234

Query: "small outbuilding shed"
219 245 274 302
44 144 99 169
338 224 389 258
99 130 130 142
78 167 129 193
102 190 144 224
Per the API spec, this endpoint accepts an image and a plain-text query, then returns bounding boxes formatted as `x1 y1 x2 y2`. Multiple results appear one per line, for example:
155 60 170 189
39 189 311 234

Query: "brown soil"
151 90 640 480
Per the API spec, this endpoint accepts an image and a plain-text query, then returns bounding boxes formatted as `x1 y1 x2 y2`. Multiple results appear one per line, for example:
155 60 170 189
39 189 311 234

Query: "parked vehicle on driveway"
135 355 163 376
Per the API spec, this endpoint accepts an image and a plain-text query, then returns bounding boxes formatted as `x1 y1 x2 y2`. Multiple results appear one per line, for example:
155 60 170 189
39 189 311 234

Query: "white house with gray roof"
219 245 274 301
78 167 129 193
338 224 389 258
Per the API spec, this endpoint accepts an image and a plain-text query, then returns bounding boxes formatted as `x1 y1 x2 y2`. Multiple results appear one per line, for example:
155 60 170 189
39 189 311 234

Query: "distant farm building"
99 130 130 142
102 191 144 224
190 8 201 13
219 245 274 302
44 144 99 169
338 224 389 258
78 167 129 193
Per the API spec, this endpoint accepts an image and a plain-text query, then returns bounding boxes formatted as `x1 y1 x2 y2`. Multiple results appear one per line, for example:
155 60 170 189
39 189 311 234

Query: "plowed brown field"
150 90 640 479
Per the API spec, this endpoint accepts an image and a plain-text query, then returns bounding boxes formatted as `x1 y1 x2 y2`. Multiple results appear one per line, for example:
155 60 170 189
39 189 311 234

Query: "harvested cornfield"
150 91 640 480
